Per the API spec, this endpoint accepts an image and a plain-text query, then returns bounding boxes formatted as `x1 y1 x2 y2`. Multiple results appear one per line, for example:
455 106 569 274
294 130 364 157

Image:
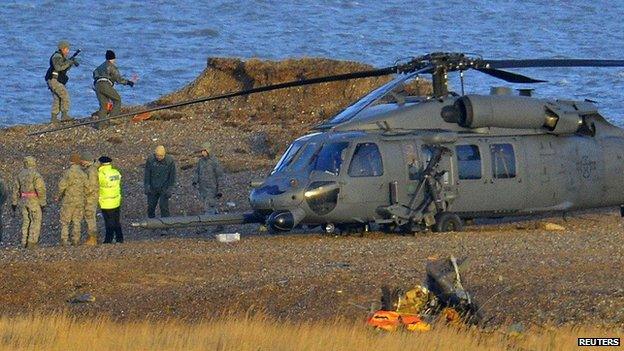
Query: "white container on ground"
215 233 241 243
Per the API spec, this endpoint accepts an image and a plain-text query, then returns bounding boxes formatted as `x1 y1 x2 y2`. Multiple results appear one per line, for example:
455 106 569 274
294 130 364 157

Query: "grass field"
0 313 620 351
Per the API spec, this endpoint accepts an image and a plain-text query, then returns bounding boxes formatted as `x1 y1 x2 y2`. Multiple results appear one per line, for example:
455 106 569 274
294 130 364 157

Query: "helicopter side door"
448 140 493 213
482 138 527 211
337 141 389 221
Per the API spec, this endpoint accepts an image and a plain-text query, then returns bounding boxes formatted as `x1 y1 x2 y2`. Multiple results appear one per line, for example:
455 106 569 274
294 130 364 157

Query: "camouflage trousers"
20 201 42 246
60 202 83 245
0 207 3 242
200 191 218 214
47 79 70 117
84 201 98 235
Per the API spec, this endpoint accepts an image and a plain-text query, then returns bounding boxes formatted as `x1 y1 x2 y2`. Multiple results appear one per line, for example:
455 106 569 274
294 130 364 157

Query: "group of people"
46 40 134 126
0 143 224 248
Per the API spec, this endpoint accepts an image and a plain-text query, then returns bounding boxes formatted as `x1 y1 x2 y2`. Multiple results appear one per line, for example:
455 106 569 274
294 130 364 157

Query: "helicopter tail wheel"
433 212 463 233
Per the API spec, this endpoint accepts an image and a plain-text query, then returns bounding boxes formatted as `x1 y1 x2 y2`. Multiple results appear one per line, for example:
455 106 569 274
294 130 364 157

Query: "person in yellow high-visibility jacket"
98 156 123 243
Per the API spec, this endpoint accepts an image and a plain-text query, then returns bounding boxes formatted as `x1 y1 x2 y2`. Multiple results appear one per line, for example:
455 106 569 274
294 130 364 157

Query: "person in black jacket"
144 145 176 218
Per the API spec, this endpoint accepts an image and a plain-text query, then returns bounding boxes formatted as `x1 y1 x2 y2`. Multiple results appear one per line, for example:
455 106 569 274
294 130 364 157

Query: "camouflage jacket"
194 155 224 195
57 164 87 205
45 51 75 84
12 158 47 206
52 52 74 72
84 162 100 203
0 177 7 205
93 60 129 85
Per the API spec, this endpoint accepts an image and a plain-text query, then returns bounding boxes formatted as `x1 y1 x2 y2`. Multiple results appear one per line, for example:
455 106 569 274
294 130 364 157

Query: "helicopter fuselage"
249 95 624 232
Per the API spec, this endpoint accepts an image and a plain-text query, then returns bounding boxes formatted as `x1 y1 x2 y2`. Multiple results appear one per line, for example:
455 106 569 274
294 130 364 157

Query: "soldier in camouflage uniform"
0 176 7 242
45 40 79 123
12 156 47 248
80 152 100 245
56 153 88 246
92 50 135 128
193 142 225 214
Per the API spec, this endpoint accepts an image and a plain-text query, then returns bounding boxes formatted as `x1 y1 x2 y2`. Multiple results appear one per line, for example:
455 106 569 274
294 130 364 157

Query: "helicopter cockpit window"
490 143 516 179
311 142 350 175
456 145 482 180
348 143 384 177
290 143 320 173
272 139 306 174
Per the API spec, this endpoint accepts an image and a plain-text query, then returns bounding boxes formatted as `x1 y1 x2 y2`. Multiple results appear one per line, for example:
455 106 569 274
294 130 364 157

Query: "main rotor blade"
475 68 546 83
485 59 624 69
29 66 399 136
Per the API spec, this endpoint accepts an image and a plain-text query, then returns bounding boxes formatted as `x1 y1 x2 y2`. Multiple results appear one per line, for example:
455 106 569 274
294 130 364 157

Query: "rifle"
69 49 81 66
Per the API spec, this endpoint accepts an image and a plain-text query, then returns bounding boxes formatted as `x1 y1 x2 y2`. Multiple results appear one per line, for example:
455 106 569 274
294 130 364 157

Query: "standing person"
80 152 100 245
11 157 47 248
193 142 224 214
0 176 7 242
45 40 79 123
92 50 135 128
98 156 123 244
144 145 176 218
56 153 87 246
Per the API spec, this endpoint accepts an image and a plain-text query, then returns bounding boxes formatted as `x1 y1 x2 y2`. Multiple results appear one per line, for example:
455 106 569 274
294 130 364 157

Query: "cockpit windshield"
272 139 306 174
271 133 321 174
290 142 320 172
311 142 350 175
272 141 350 176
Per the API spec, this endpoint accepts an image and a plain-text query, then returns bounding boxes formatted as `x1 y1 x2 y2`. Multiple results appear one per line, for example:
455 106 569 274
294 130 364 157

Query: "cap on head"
23 156 36 168
70 153 81 164
80 152 94 162
58 40 70 50
200 142 211 153
99 156 112 164
155 145 166 157
105 50 116 60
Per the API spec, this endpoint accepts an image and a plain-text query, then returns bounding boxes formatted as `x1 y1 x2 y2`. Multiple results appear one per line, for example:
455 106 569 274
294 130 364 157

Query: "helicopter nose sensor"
267 208 306 232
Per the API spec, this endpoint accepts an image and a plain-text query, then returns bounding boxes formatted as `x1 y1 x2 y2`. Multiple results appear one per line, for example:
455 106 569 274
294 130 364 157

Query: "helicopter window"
290 143 320 172
272 140 306 174
311 142 350 175
490 143 516 179
348 143 384 177
456 145 482 180
402 142 421 180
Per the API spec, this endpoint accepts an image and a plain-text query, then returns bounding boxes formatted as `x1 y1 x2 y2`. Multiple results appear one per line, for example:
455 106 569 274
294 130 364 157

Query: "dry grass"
0 313 620 351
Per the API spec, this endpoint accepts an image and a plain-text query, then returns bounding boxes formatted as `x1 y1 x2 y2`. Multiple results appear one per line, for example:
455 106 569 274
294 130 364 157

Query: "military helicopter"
34 52 624 234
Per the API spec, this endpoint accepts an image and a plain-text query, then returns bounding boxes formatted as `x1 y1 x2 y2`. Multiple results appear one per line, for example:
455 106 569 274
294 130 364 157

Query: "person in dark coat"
144 145 176 218
193 142 224 214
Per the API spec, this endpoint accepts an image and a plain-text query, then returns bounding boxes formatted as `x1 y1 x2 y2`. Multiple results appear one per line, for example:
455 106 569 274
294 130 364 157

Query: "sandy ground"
0 210 623 328
0 58 622 328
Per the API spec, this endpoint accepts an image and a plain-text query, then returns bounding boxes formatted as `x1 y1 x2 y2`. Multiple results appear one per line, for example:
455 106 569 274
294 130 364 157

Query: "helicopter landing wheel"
337 224 368 236
324 223 336 234
400 220 424 235
379 223 398 233
433 212 463 233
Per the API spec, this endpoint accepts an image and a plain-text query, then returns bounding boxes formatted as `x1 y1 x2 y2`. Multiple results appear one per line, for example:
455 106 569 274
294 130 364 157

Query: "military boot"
26 242 38 249
85 233 98 246
60 239 69 247
51 113 59 124
60 112 74 122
